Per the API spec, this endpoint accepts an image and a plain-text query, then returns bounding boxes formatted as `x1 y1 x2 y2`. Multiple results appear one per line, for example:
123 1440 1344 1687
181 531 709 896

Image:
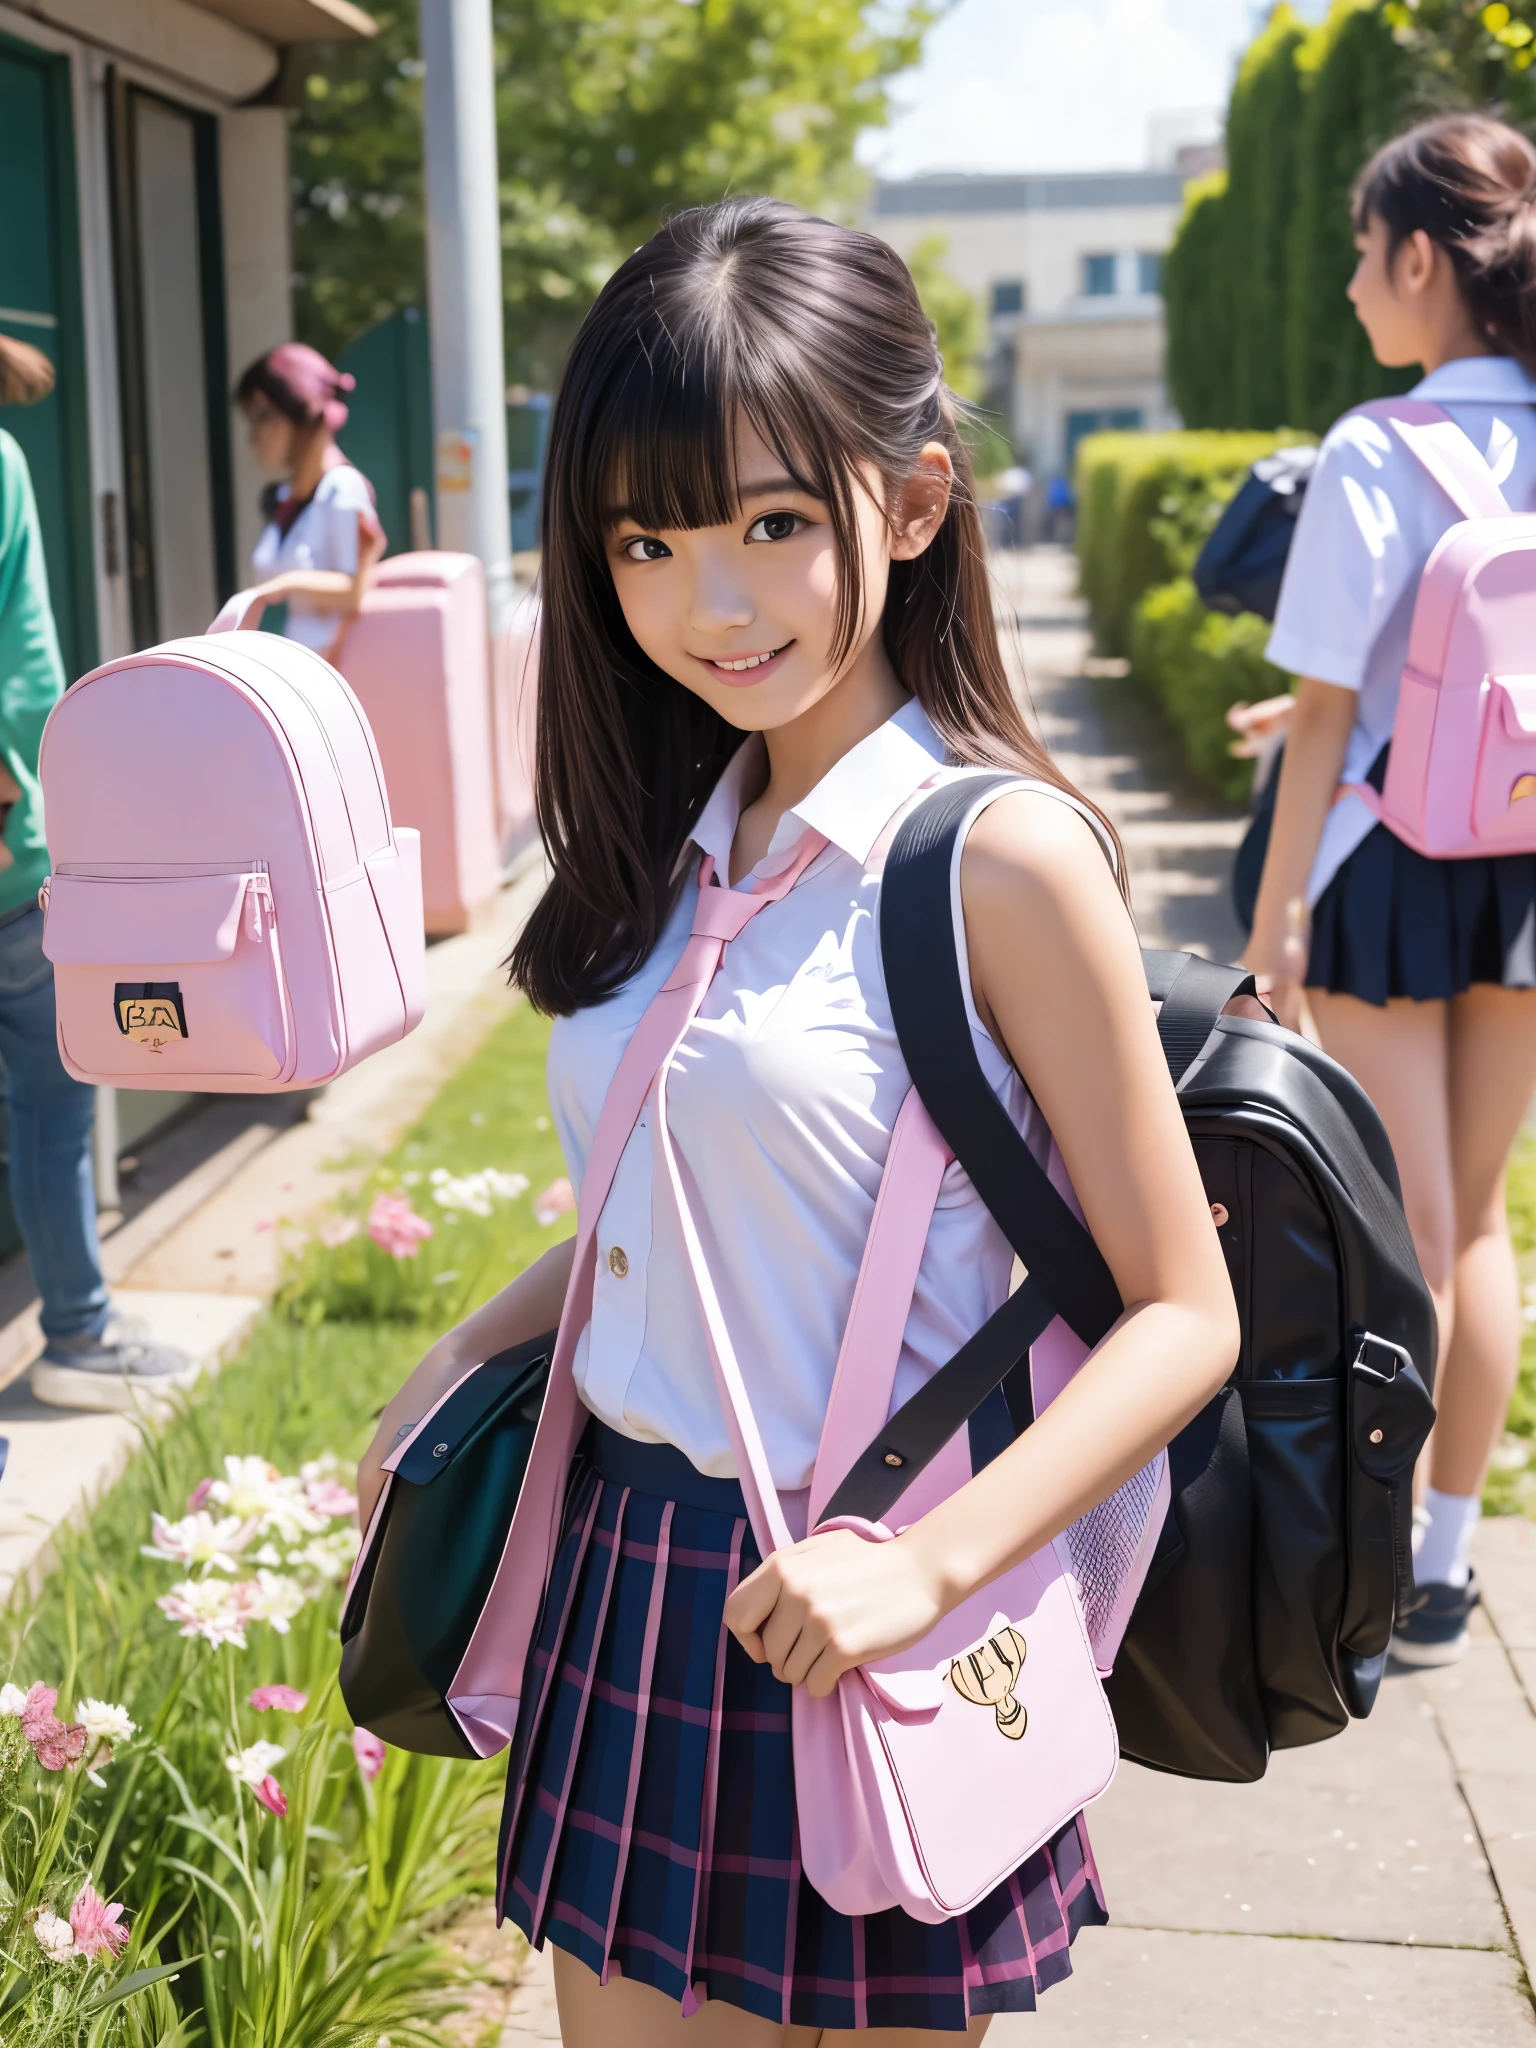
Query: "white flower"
157 1579 248 1650
0 1682 30 1717
225 1740 286 1788
429 1168 530 1217
238 1569 308 1634
141 1509 258 1573
285 1526 361 1592
33 1910 77 1962
251 1542 284 1567
206 1457 326 1544
75 1700 135 1748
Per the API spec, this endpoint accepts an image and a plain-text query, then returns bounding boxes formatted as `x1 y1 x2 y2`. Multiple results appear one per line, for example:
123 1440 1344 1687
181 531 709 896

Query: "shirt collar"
688 698 949 879
1412 355 1536 405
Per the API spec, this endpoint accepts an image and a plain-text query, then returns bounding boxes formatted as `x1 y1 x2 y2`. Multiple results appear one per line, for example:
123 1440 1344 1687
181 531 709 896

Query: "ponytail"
1354 113 1536 368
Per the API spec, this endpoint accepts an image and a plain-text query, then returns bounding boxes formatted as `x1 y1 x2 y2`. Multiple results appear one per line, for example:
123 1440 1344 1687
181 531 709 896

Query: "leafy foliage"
1163 173 1233 431
1125 581 1292 803
291 0 932 382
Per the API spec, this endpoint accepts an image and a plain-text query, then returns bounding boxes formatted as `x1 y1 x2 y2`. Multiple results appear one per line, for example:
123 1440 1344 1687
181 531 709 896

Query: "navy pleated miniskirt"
496 1421 1106 2032
1308 752 1536 1006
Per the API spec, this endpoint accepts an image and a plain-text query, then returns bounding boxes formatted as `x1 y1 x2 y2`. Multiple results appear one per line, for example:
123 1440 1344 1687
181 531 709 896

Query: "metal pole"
420 0 515 635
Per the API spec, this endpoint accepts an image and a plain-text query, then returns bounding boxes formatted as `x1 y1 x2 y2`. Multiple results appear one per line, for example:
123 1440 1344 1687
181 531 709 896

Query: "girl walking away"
235 343 385 661
1249 114 1536 1667
359 198 1237 2043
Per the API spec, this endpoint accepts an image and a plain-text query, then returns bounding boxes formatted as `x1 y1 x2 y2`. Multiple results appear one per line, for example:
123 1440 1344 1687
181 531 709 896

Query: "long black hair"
511 195 1121 1016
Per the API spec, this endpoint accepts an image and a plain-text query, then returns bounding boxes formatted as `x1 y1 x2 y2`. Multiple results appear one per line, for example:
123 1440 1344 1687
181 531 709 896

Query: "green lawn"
1487 1128 1536 1516
7 1000 570 2046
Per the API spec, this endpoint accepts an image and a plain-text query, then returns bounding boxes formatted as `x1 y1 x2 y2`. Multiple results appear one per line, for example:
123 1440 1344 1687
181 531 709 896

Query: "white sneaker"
30 1315 201 1414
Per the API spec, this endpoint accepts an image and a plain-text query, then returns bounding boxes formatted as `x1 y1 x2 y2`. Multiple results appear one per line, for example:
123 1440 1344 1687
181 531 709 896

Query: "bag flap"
394 1332 553 1486
1494 676 1536 735
42 872 254 966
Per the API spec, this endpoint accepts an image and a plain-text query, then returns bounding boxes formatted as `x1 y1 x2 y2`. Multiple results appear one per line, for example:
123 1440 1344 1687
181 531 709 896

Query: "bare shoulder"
959 786 1121 930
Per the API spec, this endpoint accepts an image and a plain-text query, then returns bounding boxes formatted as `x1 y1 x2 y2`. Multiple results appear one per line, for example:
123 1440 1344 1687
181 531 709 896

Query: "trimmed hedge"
1075 429 1308 657
1126 580 1291 804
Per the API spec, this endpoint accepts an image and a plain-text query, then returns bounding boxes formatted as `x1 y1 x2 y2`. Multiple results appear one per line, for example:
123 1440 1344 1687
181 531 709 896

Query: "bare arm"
725 793 1240 1693
357 1235 576 1528
1242 676 1357 1027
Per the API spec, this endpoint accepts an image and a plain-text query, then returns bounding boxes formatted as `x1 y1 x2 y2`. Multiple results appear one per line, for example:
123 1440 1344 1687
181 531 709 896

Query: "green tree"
904 236 987 401
1284 0 1414 430
1163 171 1234 428
1224 6 1308 430
290 0 931 384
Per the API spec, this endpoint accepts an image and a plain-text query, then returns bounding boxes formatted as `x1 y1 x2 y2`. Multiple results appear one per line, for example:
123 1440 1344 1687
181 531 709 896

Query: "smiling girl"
359 197 1237 2044
1248 114 1536 1667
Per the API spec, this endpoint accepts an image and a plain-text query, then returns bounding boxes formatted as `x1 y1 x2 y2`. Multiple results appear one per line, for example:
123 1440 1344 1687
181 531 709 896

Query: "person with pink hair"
235 343 386 663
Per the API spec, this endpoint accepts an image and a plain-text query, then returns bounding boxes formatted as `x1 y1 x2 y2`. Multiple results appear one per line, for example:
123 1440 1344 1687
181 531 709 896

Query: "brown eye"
621 535 671 562
746 511 805 543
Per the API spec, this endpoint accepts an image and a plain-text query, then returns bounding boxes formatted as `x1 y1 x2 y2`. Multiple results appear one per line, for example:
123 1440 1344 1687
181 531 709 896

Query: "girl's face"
244 393 298 477
1347 213 1450 367
606 419 950 734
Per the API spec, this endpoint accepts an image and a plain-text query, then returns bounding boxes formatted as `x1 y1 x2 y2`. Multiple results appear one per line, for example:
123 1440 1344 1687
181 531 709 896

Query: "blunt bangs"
576 317 841 543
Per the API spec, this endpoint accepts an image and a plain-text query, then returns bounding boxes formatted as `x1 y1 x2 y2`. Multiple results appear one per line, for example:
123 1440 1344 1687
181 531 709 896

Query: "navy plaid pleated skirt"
1308 749 1536 1005
497 1423 1106 2031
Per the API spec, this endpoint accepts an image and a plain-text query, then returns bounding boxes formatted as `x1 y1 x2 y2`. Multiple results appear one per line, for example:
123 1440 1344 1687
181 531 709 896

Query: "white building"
869 169 1189 485
0 0 374 684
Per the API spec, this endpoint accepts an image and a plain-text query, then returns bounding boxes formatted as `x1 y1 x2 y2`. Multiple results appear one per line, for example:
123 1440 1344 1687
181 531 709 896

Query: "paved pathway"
501 548 1536 2040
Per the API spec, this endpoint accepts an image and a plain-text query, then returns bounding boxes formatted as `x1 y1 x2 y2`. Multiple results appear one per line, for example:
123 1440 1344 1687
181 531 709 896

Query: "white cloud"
863 0 1261 177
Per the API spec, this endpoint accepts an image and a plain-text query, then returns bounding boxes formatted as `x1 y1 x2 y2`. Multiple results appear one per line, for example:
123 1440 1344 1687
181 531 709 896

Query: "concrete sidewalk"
496 549 1536 2041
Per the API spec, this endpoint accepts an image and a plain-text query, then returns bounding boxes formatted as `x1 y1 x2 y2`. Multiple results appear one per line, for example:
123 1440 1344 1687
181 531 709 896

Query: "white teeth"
712 647 781 672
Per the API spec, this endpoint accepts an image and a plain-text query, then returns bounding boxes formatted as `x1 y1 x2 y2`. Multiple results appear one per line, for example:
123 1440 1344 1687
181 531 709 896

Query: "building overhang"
187 0 376 40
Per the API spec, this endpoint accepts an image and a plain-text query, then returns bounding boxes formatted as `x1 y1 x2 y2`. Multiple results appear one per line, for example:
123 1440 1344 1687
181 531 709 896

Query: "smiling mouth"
703 642 791 675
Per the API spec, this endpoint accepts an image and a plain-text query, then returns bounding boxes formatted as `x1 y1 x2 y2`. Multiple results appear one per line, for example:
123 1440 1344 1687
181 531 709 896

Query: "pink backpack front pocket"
1471 676 1536 847
42 868 294 1087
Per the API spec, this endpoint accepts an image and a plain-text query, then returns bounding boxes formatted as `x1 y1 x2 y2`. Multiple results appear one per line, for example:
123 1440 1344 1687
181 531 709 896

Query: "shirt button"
608 1247 630 1278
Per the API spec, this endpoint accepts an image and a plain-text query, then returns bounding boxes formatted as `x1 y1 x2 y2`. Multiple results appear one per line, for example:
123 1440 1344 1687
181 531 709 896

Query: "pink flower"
318 1214 360 1248
352 1727 386 1781
187 1478 215 1512
22 1685 86 1772
366 1192 434 1260
248 1685 307 1714
253 1774 287 1818
68 1884 128 1963
534 1177 575 1227
303 1477 358 1520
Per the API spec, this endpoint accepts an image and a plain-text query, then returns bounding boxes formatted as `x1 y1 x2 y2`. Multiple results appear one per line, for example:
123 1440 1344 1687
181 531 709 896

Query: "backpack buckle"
1350 1331 1416 1385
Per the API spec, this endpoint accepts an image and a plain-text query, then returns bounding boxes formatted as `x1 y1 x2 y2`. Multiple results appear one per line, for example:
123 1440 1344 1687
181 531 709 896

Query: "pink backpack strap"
1351 397 1512 521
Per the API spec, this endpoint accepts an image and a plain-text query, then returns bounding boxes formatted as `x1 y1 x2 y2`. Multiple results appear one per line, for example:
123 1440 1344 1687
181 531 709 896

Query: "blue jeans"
0 909 108 1349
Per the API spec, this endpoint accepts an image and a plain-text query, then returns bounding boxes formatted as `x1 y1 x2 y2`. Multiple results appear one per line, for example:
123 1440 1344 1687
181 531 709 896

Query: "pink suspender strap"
448 829 829 1753
1352 398 1513 522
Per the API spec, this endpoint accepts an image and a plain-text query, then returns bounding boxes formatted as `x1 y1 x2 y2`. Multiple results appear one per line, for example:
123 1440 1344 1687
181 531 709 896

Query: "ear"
889 442 954 561
1393 227 1439 298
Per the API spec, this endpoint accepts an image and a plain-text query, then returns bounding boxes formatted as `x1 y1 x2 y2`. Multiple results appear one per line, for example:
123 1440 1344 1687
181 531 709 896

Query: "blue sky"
861 0 1312 176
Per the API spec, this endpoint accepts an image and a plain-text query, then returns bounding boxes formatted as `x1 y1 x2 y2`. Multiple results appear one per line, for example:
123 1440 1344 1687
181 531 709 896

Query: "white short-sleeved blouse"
545 698 1107 1490
250 463 380 653
1267 354 1536 903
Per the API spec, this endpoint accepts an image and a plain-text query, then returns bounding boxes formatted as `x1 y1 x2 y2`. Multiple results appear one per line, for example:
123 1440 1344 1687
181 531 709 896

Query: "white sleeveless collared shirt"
546 698 1099 1490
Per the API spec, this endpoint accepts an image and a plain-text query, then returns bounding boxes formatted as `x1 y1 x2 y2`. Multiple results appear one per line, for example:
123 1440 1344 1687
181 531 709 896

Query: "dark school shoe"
1389 1572 1480 1669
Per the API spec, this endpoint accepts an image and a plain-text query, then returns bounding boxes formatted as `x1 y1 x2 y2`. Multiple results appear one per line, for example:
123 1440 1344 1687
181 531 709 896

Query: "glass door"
109 76 233 647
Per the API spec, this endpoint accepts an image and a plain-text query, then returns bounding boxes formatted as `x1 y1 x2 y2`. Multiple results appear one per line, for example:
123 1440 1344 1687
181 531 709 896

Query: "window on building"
990 278 1024 317
1082 253 1117 297
1137 252 1165 296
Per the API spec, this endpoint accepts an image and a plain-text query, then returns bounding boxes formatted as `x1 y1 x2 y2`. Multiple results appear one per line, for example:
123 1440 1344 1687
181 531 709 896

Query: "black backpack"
1193 445 1316 623
880 778 1437 1783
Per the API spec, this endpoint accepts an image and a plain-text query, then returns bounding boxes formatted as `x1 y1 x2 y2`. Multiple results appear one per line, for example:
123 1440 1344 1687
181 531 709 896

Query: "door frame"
106 69 234 646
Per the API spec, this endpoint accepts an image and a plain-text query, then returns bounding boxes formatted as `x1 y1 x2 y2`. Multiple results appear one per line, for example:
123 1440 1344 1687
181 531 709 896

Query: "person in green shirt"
0 338 196 1410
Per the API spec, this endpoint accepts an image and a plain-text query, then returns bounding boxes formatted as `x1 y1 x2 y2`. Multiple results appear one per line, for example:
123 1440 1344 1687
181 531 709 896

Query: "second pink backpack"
1347 397 1536 856
38 602 427 1091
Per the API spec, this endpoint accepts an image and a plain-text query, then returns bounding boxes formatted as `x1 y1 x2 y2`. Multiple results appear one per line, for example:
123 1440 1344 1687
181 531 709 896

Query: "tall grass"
6 1003 568 2041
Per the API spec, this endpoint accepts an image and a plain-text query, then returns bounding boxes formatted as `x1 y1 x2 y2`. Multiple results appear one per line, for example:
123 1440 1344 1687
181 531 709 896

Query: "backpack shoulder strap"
1350 397 1511 522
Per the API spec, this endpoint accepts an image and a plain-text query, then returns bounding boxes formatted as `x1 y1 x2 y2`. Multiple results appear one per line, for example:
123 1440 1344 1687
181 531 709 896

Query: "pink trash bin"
339 552 502 936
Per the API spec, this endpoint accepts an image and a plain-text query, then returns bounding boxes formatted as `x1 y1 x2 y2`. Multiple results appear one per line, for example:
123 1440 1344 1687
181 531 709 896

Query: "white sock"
1415 1487 1480 1589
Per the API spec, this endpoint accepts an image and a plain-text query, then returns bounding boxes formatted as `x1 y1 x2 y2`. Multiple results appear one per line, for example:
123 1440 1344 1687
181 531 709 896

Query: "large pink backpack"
38 602 427 1091
1347 397 1536 856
